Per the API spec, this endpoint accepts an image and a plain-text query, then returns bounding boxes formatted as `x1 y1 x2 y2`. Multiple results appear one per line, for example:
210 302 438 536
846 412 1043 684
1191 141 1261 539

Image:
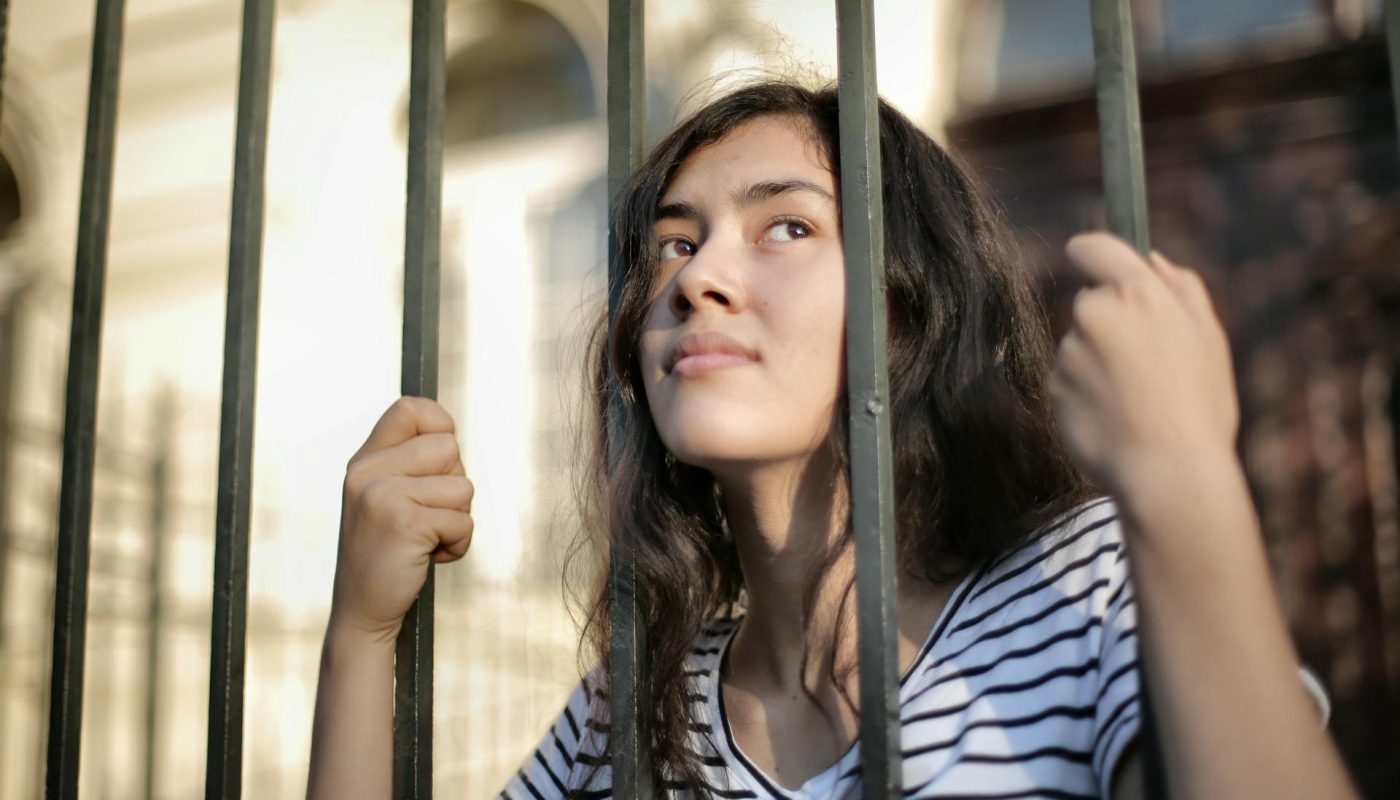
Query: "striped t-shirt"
501 498 1140 799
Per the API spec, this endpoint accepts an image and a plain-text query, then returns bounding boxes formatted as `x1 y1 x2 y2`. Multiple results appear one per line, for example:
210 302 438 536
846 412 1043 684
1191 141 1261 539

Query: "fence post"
44 1 126 795
606 0 649 796
0 285 19 791
0 24 11 789
205 1 276 797
1088 1 1166 797
1387 0 1400 160
394 0 445 796
1090 0 1149 253
833 1 901 797
143 388 173 800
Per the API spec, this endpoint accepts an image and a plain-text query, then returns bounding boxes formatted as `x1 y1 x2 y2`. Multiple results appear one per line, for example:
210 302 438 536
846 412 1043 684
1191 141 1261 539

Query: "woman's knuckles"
352 477 399 517
423 432 464 470
386 505 439 549
342 460 376 498
388 395 455 433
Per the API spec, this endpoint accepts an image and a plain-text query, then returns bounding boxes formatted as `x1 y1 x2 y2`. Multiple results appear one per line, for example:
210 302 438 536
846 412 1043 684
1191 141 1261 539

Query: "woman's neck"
715 452 955 697
717 453 848 691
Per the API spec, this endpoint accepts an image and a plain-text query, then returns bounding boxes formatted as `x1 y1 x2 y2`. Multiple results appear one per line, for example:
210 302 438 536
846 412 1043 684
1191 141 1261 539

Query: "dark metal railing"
394 0 446 797
605 0 649 797
1389 0 1400 162
205 1 276 797
1090 0 1150 252
143 390 173 800
33 0 1400 797
833 1 901 797
45 0 126 796
1087 1 1165 796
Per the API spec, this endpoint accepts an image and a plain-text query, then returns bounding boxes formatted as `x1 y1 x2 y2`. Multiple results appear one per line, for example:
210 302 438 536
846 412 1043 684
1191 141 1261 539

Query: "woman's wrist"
1106 445 1269 593
1110 444 1248 529
324 609 401 662
308 609 397 800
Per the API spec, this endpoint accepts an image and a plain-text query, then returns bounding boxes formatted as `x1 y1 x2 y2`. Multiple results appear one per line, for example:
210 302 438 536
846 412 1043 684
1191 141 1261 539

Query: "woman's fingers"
350 431 463 479
351 396 456 462
424 506 474 563
1065 232 1156 288
1054 232 1243 494
1151 250 1221 327
401 474 474 512
331 397 473 639
1147 249 1175 279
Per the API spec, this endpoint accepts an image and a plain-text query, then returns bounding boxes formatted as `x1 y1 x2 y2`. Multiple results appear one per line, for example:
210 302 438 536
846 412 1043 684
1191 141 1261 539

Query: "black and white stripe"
500 499 1141 800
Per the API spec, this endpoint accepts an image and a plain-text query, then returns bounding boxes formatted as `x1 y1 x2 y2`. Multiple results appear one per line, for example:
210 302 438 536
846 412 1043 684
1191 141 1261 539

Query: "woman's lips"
667 331 758 377
672 352 756 377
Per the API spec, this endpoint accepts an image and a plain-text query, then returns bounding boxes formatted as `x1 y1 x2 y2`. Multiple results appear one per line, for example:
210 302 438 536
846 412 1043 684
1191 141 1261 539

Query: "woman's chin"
660 417 762 462
662 433 819 478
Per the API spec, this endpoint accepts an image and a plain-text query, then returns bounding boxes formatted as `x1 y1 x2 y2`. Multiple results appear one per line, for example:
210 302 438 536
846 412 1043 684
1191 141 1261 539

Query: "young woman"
306 82 1357 799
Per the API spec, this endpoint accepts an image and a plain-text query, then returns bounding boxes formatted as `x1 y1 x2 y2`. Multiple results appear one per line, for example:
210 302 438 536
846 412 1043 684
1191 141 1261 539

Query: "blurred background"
0 0 1395 797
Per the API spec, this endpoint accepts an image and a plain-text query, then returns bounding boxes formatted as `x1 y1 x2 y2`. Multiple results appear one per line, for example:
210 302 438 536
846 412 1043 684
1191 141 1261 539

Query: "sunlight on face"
639 115 847 477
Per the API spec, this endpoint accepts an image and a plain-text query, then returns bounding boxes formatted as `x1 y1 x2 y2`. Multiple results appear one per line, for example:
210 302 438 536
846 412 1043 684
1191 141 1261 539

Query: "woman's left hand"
1048 232 1240 498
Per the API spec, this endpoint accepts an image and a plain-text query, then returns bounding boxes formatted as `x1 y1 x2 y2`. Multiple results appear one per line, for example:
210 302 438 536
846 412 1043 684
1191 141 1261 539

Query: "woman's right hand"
330 396 474 644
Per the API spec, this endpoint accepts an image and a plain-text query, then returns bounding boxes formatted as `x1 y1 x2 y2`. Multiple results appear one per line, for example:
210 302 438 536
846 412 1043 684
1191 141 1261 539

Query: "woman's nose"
668 239 742 318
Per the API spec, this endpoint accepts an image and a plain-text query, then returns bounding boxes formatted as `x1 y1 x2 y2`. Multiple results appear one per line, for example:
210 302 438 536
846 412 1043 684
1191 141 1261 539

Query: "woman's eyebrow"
732 179 834 209
655 179 835 224
655 201 700 223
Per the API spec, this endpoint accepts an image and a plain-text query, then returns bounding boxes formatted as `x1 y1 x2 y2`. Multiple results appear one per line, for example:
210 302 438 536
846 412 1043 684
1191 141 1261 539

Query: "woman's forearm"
306 622 396 800
1116 454 1356 799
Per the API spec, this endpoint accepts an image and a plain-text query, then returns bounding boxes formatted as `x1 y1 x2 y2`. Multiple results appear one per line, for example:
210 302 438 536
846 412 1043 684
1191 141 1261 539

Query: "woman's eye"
763 221 811 243
659 239 695 260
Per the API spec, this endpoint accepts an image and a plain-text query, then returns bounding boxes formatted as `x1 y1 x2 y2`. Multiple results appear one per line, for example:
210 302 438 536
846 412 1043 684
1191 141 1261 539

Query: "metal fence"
27 0 1400 798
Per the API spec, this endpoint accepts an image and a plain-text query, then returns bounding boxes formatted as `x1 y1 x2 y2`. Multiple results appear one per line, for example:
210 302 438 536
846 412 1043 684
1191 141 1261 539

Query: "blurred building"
949 1 1398 794
0 0 1394 798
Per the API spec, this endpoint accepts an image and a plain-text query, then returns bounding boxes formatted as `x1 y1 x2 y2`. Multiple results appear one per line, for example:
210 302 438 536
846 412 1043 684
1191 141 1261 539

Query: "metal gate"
27 0 1400 797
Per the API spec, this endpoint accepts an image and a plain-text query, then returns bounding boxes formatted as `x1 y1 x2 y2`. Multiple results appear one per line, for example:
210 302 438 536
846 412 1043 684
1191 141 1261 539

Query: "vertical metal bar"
834 1 900 797
394 0 443 796
606 0 648 797
0 48 12 772
1387 0 1400 161
142 390 172 800
1090 0 1150 252
0 287 20 793
0 0 11 723
0 0 9 134
205 1 275 798
1089 2 1166 798
44 1 126 796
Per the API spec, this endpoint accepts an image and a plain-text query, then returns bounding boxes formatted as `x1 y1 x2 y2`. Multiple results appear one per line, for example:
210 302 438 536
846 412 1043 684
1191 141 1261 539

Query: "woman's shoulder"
696 614 744 643
685 615 743 674
989 496 1124 585
950 497 1130 634
563 615 742 716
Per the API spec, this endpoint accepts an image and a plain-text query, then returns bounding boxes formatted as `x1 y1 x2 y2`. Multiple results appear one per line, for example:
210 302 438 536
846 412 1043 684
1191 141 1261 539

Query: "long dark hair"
567 80 1093 795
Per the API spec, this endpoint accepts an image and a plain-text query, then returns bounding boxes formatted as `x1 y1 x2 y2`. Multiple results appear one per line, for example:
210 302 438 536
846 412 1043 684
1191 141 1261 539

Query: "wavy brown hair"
567 81 1094 796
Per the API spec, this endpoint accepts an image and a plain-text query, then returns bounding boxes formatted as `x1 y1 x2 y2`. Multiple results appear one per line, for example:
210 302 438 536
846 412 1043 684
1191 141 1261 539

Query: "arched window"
444 1 595 146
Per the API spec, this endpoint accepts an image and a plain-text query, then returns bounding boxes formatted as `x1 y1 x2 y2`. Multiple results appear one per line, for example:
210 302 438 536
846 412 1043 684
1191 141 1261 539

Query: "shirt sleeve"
1298 665 1332 726
1090 517 1142 800
497 671 610 799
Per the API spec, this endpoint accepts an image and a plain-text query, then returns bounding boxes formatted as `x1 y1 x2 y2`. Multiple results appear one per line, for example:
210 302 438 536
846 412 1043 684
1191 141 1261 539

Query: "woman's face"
639 114 846 475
